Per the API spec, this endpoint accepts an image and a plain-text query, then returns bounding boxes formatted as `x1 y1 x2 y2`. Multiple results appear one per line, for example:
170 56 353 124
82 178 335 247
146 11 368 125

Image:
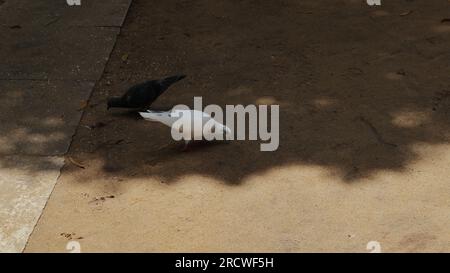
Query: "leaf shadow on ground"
2 0 450 185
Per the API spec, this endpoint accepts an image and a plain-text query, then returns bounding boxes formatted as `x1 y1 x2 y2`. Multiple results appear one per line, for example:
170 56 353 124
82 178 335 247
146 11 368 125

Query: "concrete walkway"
0 0 131 252
24 0 450 252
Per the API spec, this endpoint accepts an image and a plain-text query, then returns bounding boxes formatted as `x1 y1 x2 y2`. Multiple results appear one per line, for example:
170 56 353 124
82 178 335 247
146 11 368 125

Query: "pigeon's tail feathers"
139 110 174 127
159 74 186 90
139 110 169 121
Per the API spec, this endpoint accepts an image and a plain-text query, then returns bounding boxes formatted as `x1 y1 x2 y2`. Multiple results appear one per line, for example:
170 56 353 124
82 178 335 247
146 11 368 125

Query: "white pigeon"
139 109 231 149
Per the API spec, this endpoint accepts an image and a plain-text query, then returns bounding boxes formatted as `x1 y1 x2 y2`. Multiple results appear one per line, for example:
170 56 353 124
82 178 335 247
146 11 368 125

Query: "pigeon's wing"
157 75 186 91
122 76 185 108
170 110 212 122
122 81 159 108
203 117 231 139
139 111 175 127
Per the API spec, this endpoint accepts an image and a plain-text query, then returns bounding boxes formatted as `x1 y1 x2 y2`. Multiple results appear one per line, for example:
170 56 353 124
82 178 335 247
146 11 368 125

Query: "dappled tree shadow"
0 79 94 174
2 0 450 184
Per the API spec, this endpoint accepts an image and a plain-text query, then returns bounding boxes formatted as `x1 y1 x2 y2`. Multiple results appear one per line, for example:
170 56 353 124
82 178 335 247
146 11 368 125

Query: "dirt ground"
26 0 450 252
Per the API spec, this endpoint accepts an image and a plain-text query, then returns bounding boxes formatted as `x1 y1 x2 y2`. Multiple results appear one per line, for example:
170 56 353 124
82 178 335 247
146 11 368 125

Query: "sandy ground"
26 0 450 252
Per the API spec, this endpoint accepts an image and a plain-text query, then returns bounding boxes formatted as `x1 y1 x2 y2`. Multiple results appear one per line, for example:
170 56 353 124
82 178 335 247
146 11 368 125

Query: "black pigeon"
107 75 186 110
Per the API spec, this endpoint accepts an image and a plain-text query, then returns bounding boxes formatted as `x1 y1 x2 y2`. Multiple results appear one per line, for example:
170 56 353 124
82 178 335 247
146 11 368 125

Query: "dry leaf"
78 100 88 111
121 53 129 62
67 156 86 169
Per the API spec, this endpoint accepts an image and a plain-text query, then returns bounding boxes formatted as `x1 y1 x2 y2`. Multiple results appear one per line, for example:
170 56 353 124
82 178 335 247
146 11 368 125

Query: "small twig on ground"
359 116 398 148
45 17 60 26
67 156 86 169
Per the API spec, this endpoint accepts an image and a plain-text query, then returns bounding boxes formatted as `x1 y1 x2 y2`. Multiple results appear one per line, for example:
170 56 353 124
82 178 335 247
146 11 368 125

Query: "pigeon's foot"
180 140 191 152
